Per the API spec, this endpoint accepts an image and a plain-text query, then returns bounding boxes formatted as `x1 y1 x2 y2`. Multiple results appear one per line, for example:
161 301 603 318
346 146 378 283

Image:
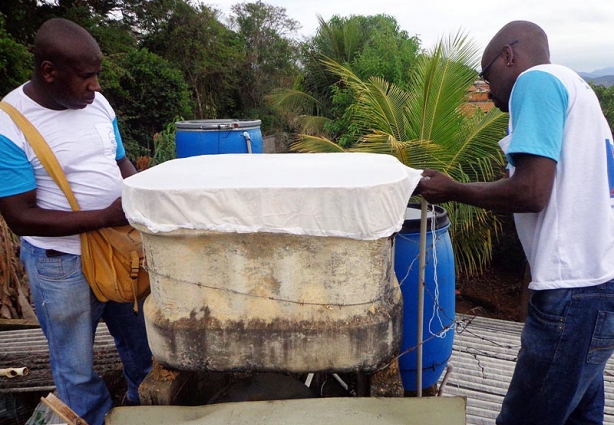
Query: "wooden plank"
107 397 467 425
0 319 39 331
41 392 89 425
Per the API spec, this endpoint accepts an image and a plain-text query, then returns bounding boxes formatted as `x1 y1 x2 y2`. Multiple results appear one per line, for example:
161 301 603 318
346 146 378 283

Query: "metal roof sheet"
443 314 614 425
3 313 614 425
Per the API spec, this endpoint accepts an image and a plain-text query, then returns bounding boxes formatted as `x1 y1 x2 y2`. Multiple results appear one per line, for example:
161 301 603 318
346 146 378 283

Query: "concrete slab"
106 396 466 425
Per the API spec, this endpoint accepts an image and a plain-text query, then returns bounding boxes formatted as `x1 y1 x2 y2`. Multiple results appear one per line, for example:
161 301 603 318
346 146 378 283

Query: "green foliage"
89 19 137 55
2 0 302 137
230 1 299 105
140 2 244 120
325 84 363 147
271 14 421 143
344 15 421 87
592 83 614 132
120 0 186 35
151 120 180 166
0 15 33 97
291 33 509 275
100 49 192 159
0 0 46 45
229 1 300 132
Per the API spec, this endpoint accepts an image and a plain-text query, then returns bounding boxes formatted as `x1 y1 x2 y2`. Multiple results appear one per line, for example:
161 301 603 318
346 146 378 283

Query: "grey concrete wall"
262 134 290 153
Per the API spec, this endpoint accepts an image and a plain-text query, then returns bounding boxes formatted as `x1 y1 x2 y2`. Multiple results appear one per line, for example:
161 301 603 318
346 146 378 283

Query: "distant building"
462 80 495 114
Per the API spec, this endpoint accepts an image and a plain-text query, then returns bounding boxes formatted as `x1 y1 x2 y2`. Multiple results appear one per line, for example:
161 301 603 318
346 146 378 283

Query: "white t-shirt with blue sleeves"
501 64 614 290
0 85 128 255
0 133 37 196
0 117 125 197
506 70 567 166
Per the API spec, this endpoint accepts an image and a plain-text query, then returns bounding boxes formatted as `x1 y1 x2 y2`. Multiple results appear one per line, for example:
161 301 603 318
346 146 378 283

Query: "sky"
204 0 614 73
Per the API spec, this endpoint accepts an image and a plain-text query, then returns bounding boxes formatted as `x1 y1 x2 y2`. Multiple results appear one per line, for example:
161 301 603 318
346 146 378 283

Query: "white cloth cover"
123 153 422 240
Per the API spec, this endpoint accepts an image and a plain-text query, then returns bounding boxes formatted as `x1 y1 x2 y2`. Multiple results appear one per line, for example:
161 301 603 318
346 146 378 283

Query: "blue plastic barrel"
394 203 455 391
175 119 263 158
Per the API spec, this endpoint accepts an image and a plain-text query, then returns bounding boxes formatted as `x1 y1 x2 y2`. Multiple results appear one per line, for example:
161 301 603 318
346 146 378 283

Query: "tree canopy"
0 0 303 155
0 15 32 96
270 14 422 147
592 83 614 132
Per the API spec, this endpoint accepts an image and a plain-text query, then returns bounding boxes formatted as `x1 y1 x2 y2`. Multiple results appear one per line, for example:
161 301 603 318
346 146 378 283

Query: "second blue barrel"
175 119 263 158
395 203 455 391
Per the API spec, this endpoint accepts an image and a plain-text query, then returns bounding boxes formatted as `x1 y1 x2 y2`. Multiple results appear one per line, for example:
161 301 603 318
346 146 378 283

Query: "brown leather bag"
80 225 150 309
0 102 150 311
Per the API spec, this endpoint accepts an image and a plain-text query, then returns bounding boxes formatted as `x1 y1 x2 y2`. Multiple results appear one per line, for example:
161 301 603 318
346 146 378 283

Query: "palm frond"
445 202 501 275
315 15 369 64
406 32 482 145
442 109 508 179
268 88 328 117
290 134 346 153
321 60 408 140
350 134 445 170
294 115 332 135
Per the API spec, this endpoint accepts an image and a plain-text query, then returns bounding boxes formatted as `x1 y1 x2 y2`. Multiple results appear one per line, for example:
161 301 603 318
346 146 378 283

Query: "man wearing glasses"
417 20 614 425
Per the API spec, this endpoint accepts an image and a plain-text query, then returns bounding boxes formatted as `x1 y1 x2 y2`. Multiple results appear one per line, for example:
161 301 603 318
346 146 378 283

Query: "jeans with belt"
20 239 153 425
497 279 614 425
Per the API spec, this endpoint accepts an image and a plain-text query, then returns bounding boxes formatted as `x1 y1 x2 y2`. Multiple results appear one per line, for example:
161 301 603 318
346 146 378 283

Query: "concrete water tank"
122 153 422 373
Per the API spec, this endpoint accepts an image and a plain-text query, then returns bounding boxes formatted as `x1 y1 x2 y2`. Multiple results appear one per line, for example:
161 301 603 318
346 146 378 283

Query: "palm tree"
269 14 420 144
275 32 508 275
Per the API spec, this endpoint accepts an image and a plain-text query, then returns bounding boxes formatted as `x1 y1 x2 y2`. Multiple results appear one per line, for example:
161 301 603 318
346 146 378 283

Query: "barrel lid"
176 119 261 130
399 203 450 234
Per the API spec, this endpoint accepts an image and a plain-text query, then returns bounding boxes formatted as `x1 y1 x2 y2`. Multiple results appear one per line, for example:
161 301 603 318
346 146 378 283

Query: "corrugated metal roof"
443 314 614 425
3 314 614 425
0 323 120 393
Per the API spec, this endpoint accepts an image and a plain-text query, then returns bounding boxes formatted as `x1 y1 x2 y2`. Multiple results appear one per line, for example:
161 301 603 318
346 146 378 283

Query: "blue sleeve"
507 70 568 166
0 135 36 197
113 117 126 160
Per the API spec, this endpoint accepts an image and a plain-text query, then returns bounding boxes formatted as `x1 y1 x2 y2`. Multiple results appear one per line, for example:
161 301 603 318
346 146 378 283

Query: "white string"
427 205 454 339
395 206 456 342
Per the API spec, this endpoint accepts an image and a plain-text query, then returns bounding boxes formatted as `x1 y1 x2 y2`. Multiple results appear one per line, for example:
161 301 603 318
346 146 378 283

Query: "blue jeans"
497 279 614 425
20 239 153 425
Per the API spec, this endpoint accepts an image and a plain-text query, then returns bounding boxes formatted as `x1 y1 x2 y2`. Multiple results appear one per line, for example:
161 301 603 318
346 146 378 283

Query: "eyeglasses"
479 40 518 82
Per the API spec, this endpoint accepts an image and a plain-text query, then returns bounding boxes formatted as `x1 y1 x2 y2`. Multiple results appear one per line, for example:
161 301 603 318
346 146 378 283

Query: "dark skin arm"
117 156 137 179
415 154 556 213
0 157 138 237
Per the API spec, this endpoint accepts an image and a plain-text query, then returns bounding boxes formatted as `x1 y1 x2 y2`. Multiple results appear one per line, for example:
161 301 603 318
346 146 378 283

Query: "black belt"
45 249 67 257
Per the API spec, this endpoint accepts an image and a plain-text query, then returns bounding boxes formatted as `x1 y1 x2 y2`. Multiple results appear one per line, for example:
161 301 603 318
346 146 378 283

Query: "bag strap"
0 102 81 211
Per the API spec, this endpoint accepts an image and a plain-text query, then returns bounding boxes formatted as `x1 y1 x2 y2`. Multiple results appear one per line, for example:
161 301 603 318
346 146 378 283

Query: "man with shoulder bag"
0 18 152 425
